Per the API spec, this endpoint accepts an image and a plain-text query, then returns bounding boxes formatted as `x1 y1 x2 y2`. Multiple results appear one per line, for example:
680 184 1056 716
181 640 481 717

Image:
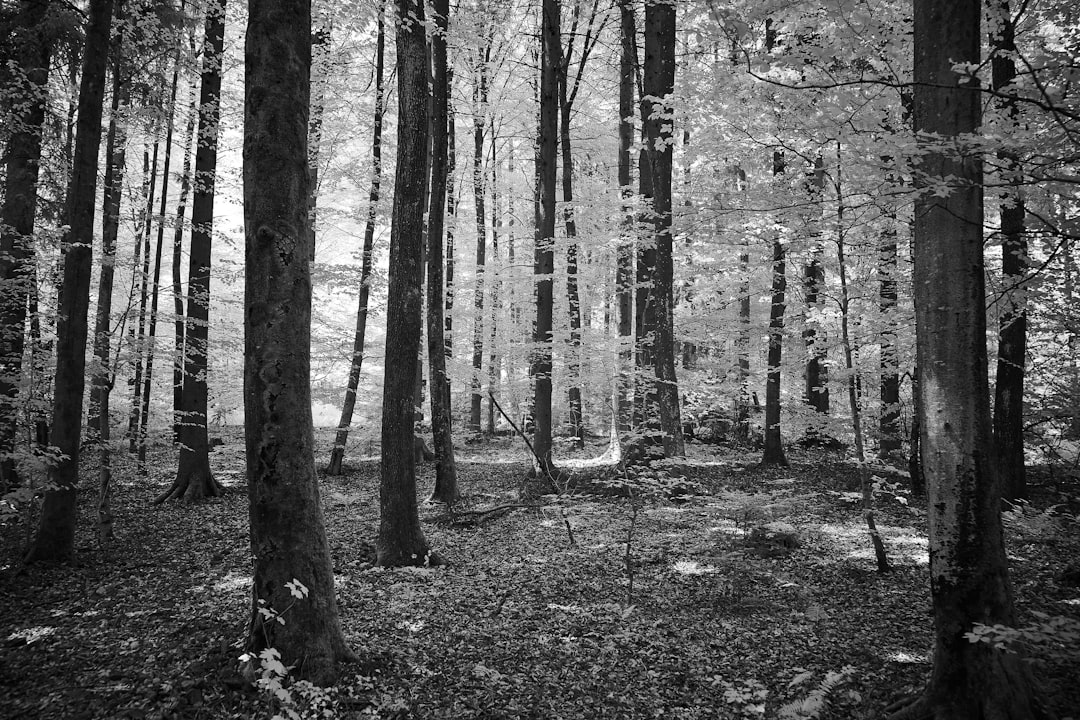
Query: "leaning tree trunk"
377 0 435 567
641 0 683 457
990 0 1028 503
326 1 385 476
889 1 1049 717
158 0 226 503
427 0 460 504
242 0 354 685
528 0 559 488
0 0 53 493
26 0 115 563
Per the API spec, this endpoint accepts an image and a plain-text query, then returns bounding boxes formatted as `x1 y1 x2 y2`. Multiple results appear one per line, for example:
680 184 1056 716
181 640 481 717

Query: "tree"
614 0 635 434
427 0 459 504
888 0 1049 717
326 1 386 476
25 0 115 563
640 0 683 457
242 0 353 685
530 0 559 483
158 0 225 502
377 0 435 567
469 14 491 434
0 0 53 492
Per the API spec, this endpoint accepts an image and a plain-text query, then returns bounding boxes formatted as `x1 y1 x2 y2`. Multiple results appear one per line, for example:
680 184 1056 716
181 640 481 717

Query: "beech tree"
158 0 225 502
377 0 435 567
889 0 1048 717
242 0 353 684
26 0 115 563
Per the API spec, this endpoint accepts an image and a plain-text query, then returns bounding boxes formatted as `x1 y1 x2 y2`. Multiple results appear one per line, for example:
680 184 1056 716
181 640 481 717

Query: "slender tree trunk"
487 124 500 436
615 0 635 435
158 0 226 503
890 1 1048 716
26 0 115 563
469 41 489 433
427 0 459 503
640 0 683 456
803 155 828 416
129 136 161 453
242 0 354 684
990 0 1028 503
878 195 901 461
529 0 559 484
172 57 197 442
326 2 385 476
445 65 457 364
377 0 435 567
0 0 53 492
762 149 788 466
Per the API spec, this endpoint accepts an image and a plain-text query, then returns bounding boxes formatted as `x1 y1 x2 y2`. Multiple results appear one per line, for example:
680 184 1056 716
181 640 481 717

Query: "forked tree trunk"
528 0 559 485
427 0 459 504
889 1 1049 716
640 0 683 457
377 0 435 567
242 0 354 684
326 1 385 476
0 0 53 492
159 0 226 503
26 0 115 563
990 0 1028 503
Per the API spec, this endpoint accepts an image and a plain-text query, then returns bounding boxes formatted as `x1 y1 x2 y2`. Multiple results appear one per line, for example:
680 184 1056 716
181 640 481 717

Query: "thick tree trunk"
529 0 559 484
427 0 459 504
242 0 353 684
634 152 657 430
990 0 1027 503
377 0 435 567
641 1 683 457
762 235 788 466
893 1 1049 716
0 0 53 492
615 0 635 435
26 0 115 563
326 2 384 476
803 156 828 416
307 25 330 262
159 0 226 503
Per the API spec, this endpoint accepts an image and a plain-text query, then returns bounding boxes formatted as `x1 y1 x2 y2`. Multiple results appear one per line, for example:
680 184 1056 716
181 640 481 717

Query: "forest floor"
1 429 1079 720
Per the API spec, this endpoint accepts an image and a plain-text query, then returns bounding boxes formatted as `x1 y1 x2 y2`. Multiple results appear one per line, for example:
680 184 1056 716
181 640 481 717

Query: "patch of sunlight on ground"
673 560 718 575
887 650 930 664
213 571 252 592
1061 598 1080 606
7 626 56 644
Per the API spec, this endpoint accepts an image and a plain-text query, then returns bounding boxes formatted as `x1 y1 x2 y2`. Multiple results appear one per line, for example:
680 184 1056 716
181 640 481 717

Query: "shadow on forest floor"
1 429 1078 719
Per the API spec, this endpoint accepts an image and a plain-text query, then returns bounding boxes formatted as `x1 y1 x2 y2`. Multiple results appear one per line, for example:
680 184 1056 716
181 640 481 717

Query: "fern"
778 666 854 720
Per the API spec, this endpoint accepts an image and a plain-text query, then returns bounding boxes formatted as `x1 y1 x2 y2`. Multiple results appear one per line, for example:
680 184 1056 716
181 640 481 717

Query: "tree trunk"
427 0 459 504
26 0 115 563
892 1 1049 716
129 136 161 455
0 0 53 492
762 150 788 466
377 0 435 567
158 0 226 503
326 1 385 476
242 0 353 684
529 0 559 484
615 0 635 435
307 24 330 261
878 196 901 461
486 123 500 436
469 39 489 434
803 155 828 415
445 65 457 363
172 40 197 442
641 1 683 457
990 0 1027 503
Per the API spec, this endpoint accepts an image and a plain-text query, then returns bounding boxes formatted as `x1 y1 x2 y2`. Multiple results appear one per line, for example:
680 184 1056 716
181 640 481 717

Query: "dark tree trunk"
427 0 459 504
326 1 385 476
26 0 115 563
377 0 434 567
762 150 788 467
445 65 456 362
242 0 353 684
172 40 197 442
529 0 559 484
129 137 160 455
486 124 500 436
615 0 635 435
0 0 53 492
990 0 1027 503
159 0 225 503
469 39 490 434
803 156 828 415
890 1 1048 716
879 205 901 461
634 150 657 430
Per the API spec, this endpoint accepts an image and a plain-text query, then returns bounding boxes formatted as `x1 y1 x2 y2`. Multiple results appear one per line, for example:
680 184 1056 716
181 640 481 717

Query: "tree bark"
894 0 1049 716
172 36 197 442
427 0 459 504
377 0 434 567
159 0 225 503
803 155 828 416
0 0 53 492
242 0 353 684
469 34 490 434
26 0 115 563
990 0 1028 503
326 1 385 476
615 0 635 435
529 0 559 485
129 136 161 455
641 0 683 457
762 150 788 467
878 193 901 461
